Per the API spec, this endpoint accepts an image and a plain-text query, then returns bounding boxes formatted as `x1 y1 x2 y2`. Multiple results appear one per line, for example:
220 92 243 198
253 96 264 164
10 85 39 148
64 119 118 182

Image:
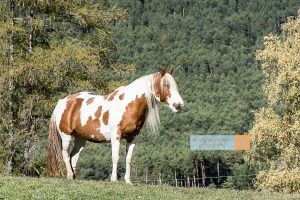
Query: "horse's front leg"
124 138 136 184
110 135 120 182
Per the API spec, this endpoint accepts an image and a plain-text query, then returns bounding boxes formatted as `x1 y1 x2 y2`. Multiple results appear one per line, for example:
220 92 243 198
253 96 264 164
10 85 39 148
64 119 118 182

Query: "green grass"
0 176 299 200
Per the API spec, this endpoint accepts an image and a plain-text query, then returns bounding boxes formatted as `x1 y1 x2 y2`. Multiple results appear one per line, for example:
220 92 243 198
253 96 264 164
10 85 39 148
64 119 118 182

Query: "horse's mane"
141 73 160 135
142 72 177 134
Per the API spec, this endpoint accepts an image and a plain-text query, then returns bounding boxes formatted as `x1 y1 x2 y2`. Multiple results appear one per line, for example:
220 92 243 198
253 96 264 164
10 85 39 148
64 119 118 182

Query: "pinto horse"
47 69 184 183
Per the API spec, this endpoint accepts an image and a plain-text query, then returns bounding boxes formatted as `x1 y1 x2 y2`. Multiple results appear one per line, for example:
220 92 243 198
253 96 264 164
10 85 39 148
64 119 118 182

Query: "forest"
0 0 299 192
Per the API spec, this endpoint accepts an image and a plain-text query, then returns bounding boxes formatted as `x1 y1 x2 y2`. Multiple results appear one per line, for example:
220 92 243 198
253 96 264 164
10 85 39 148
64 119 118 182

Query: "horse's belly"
74 128 108 143
74 119 109 143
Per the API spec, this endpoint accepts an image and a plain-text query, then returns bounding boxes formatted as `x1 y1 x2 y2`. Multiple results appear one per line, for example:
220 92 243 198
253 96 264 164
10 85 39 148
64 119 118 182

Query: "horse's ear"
169 68 173 74
159 68 166 76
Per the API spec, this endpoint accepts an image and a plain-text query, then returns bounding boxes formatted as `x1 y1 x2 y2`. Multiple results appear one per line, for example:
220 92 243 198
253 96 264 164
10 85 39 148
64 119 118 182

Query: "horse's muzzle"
173 103 183 111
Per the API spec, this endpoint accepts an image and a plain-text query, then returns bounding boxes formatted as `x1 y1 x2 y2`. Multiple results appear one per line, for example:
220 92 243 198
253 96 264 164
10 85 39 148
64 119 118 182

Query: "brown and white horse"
47 69 184 183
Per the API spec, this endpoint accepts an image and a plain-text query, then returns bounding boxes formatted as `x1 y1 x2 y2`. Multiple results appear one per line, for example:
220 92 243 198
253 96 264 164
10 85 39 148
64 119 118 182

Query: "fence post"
217 160 220 188
195 160 199 187
175 170 178 187
158 172 162 185
145 168 148 184
201 160 206 187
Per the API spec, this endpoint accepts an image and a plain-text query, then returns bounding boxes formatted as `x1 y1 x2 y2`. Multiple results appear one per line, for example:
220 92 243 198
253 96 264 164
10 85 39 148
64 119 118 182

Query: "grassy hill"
0 176 299 200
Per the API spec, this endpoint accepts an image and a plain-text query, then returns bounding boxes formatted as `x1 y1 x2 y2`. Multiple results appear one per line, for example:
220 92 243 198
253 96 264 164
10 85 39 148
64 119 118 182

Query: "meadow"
0 176 299 200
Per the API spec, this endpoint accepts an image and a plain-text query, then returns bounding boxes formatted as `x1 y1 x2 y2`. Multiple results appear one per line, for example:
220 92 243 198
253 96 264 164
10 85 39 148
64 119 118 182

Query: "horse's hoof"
67 174 74 179
125 179 132 184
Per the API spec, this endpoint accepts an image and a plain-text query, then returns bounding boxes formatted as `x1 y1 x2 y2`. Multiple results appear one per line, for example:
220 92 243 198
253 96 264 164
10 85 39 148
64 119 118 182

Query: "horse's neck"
101 74 154 114
126 75 153 98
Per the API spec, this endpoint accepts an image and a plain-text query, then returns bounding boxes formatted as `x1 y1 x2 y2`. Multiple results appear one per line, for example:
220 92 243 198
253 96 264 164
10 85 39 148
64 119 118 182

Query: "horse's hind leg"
60 133 73 179
70 136 86 178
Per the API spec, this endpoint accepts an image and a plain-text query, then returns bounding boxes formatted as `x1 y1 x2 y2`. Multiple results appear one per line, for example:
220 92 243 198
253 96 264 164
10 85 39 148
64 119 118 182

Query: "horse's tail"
47 113 64 177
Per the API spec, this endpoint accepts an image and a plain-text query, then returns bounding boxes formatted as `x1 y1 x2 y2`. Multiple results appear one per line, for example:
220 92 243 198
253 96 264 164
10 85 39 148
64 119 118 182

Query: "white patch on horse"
53 98 68 133
79 92 105 124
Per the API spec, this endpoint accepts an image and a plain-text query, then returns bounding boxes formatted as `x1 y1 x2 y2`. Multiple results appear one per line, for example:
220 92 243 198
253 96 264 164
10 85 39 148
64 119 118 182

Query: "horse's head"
153 69 184 112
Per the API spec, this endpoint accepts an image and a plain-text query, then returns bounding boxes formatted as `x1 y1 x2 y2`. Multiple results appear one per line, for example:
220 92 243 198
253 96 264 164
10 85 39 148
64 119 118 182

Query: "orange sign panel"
234 135 250 150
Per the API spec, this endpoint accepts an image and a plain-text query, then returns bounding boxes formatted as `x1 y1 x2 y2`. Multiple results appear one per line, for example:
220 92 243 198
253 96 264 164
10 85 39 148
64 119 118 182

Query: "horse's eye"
164 83 170 88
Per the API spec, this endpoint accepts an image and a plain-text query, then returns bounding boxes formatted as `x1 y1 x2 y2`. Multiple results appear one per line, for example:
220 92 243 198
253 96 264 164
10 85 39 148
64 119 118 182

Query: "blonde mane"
143 73 160 134
141 72 178 134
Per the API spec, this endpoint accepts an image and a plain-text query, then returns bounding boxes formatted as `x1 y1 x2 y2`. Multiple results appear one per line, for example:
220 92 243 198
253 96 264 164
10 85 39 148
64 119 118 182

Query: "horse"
47 69 184 183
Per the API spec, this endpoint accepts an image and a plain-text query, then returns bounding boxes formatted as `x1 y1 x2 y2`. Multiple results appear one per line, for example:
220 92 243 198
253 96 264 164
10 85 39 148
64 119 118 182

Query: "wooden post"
145 168 148 184
158 172 162 185
195 160 199 187
187 176 190 187
180 175 183 187
217 160 220 188
201 160 206 187
175 170 178 187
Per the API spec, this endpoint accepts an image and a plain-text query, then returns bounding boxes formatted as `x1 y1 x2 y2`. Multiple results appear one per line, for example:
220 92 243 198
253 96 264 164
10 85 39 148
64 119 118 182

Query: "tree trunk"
21 11 33 176
26 13 32 53
7 0 15 176
21 98 34 176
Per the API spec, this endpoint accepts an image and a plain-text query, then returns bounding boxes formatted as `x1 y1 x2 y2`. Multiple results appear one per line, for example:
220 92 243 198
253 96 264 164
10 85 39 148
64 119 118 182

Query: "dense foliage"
0 0 299 191
248 12 300 193
0 0 131 176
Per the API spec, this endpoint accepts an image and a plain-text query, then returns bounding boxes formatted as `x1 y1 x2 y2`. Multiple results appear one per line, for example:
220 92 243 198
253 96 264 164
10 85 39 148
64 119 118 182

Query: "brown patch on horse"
75 118 106 143
59 94 107 143
75 105 106 143
108 90 119 101
118 94 148 142
95 106 102 118
86 97 95 105
59 95 83 134
154 72 171 103
119 93 125 100
102 111 109 125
